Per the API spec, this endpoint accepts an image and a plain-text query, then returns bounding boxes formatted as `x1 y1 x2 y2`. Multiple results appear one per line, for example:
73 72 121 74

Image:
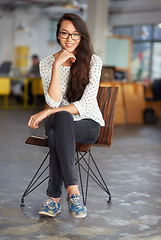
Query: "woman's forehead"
60 20 78 32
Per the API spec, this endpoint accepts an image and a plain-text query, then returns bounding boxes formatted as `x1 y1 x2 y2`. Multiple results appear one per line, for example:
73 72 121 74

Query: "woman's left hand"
28 108 51 129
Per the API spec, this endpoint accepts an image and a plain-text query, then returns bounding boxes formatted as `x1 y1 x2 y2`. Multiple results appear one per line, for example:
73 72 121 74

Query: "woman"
28 13 104 219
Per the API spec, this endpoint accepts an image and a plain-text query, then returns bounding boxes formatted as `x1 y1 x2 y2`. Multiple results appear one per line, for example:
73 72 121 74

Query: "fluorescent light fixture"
158 23 161 28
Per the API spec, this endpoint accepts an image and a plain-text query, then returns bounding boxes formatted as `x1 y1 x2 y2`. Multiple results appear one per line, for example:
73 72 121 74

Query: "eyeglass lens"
60 32 80 40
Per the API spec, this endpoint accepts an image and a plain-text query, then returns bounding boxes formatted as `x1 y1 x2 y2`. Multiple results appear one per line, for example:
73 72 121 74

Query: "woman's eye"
62 32 68 35
73 33 79 37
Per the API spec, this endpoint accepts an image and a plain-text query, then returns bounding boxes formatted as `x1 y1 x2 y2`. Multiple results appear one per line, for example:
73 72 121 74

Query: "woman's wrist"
45 107 54 116
53 60 61 69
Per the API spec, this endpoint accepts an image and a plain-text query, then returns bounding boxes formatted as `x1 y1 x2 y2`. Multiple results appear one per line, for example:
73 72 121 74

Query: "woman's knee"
52 111 73 125
45 111 74 136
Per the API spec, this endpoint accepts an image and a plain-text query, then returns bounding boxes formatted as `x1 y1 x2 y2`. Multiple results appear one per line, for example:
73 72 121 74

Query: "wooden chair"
20 86 118 207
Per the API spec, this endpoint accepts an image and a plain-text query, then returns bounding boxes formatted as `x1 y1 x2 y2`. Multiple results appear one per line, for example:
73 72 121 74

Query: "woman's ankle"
49 197 60 204
67 185 80 198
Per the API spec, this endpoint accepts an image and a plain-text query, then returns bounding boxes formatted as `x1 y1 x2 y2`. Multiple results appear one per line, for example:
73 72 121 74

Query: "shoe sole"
70 212 87 219
39 209 61 217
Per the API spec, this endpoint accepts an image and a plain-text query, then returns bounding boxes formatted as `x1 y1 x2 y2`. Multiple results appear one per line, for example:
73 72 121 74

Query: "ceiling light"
62 0 79 9
16 22 29 32
158 23 161 28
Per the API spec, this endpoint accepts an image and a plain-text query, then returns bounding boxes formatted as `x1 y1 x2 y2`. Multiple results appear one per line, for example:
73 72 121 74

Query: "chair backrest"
31 78 44 96
0 78 11 95
95 86 118 147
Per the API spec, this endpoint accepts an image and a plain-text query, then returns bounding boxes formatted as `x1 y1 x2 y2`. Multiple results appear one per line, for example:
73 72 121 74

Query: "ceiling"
0 0 87 11
0 0 161 15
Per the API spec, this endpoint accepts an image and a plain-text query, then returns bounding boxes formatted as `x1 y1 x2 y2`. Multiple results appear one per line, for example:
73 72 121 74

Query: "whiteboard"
105 37 131 69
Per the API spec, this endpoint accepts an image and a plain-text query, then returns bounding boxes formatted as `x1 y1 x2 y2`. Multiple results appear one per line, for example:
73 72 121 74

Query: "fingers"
28 114 39 129
62 50 76 61
28 109 48 129
71 57 76 63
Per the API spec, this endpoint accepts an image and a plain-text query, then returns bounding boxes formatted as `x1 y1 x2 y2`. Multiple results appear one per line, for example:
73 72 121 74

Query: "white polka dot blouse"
39 53 105 126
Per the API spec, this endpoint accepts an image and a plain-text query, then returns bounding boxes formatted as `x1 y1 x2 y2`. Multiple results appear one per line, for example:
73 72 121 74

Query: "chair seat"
26 135 93 152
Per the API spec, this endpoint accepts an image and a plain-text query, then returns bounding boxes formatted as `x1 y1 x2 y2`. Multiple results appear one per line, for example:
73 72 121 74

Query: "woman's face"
58 20 81 54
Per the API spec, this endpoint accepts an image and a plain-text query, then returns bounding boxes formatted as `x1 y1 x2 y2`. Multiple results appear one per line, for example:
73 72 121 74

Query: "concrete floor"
0 109 161 240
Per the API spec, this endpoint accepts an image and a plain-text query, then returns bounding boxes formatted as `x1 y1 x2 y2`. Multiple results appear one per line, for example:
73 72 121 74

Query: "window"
152 43 161 79
133 25 152 41
48 19 57 44
132 42 151 79
153 24 161 40
114 24 161 81
114 27 132 37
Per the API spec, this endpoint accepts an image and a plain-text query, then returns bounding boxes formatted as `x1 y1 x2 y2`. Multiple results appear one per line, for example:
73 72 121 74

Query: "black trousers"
45 111 101 198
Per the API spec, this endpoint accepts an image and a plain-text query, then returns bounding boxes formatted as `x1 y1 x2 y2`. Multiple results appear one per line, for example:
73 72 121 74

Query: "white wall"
0 8 60 68
0 12 15 63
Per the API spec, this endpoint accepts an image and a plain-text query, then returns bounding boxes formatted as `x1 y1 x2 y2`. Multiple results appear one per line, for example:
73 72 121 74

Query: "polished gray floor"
0 109 161 240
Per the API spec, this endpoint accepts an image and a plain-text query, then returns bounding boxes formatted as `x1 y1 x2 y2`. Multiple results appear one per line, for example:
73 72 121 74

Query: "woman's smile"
65 43 74 48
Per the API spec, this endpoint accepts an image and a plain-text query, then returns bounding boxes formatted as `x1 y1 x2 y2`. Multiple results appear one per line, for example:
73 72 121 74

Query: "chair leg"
75 150 111 205
89 151 111 204
77 152 90 206
20 152 50 207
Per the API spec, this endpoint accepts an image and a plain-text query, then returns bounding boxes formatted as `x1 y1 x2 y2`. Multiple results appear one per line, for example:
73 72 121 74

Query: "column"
87 0 108 64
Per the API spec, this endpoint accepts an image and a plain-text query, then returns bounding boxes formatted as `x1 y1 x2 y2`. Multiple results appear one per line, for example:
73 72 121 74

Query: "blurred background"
0 0 161 122
0 2 161 239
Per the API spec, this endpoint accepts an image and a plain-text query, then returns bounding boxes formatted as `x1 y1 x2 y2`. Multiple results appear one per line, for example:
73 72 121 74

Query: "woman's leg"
46 128 63 199
74 118 101 144
45 111 78 199
67 118 101 197
41 111 101 218
46 112 101 196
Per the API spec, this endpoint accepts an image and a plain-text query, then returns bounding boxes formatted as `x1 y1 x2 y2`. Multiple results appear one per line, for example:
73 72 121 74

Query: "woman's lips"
66 43 74 48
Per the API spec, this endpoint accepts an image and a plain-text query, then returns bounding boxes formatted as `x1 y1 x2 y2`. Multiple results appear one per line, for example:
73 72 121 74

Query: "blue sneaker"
67 194 87 218
39 198 61 217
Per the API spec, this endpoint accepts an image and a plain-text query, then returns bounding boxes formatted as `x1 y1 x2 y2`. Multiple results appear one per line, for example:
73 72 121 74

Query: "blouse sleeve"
73 55 102 116
39 58 62 108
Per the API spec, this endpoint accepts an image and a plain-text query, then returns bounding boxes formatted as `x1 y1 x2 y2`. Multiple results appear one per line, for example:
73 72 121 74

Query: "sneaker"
67 194 87 218
38 198 61 217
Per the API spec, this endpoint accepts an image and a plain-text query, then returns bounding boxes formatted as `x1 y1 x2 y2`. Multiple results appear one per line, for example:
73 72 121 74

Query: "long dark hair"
56 13 93 103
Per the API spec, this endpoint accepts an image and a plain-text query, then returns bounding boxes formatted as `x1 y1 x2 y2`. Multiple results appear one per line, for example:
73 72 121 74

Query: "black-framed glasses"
59 31 81 40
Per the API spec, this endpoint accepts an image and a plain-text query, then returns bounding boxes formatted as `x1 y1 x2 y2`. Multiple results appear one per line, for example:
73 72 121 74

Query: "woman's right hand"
28 108 51 129
54 49 76 67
